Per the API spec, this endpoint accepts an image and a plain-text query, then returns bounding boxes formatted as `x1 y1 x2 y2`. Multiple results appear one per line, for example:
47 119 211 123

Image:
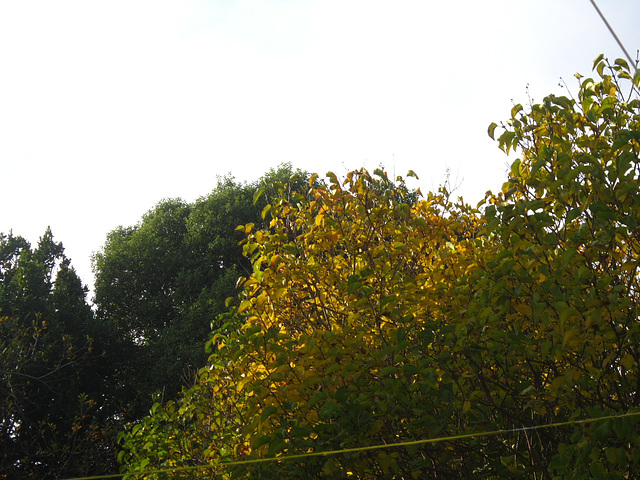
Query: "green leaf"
260 405 279 423
393 241 408 252
511 104 523 117
488 122 498 140
590 461 606 477
565 208 581 223
320 401 339 419
254 435 272 449
379 366 397 377
620 353 635 371
499 130 517 153
595 419 613 442
593 53 605 71
326 171 339 185
414 217 428 229
615 58 630 71
347 274 361 294
253 187 266 205
267 438 288 456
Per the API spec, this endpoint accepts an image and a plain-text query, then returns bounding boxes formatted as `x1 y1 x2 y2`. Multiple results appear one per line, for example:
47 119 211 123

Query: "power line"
63 410 640 480
589 0 636 69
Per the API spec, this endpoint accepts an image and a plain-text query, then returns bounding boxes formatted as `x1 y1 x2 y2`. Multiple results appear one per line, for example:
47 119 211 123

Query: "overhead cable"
589 0 637 70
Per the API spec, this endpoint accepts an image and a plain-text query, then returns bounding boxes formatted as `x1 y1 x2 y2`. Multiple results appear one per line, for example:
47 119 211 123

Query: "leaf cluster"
120 56 640 479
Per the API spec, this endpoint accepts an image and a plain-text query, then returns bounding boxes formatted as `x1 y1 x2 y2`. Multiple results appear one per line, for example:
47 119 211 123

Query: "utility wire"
63 410 640 480
589 0 636 69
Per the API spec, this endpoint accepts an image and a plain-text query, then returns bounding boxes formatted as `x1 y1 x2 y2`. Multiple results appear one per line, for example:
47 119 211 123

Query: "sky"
1 0 639 297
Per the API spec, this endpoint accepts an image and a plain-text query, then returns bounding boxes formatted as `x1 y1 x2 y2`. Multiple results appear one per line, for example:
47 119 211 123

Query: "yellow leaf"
306 410 318 423
562 328 580 347
236 377 250 394
514 303 532 317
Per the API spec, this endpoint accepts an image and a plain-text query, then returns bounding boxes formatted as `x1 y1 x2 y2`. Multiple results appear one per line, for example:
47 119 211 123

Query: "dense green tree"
119 57 640 479
94 198 192 341
0 229 119 479
93 164 310 416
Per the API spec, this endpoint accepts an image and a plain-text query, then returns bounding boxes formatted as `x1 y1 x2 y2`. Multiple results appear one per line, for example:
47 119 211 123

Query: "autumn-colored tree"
119 56 640 479
118 168 482 479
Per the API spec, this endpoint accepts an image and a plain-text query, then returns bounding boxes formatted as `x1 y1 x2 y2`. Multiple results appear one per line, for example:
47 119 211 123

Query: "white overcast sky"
1 0 639 295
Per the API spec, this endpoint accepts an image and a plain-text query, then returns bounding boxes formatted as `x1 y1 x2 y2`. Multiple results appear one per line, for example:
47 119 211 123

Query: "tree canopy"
92 164 310 416
0 164 312 476
0 229 120 478
3 56 639 479
119 56 640 479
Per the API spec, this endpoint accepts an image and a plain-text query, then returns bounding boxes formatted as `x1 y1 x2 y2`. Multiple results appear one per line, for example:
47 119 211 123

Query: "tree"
0 229 119 479
119 56 640 479
93 164 311 417
480 55 640 478
94 199 192 342
119 168 484 478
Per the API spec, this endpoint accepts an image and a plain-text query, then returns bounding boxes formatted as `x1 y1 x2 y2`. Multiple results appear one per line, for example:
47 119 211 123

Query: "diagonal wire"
62 410 640 480
589 0 636 69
